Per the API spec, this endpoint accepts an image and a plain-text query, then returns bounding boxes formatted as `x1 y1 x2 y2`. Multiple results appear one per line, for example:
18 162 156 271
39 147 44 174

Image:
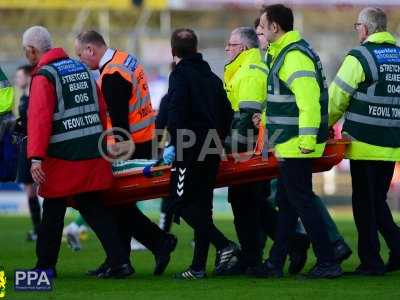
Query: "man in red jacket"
23 25 133 278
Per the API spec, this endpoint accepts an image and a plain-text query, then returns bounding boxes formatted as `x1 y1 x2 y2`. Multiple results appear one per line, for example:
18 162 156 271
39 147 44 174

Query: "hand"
31 161 45 184
163 145 176 164
109 140 135 159
252 113 262 128
299 147 314 154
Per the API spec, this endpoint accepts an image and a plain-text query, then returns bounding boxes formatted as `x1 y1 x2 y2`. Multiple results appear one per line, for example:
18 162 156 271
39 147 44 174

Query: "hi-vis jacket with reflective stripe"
224 48 268 151
266 30 328 158
0 67 14 114
329 32 400 161
98 50 155 143
37 58 103 160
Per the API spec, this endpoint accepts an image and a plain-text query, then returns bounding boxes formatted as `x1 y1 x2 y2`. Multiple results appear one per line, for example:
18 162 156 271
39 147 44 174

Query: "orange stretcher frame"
102 139 349 206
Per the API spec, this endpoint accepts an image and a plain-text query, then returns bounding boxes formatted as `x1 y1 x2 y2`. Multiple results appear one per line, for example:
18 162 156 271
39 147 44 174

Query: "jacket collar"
99 48 116 70
364 31 397 45
35 48 69 70
224 48 262 82
267 30 302 65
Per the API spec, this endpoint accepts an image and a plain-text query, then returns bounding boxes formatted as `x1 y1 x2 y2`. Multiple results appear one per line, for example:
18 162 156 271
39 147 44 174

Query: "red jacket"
28 48 113 198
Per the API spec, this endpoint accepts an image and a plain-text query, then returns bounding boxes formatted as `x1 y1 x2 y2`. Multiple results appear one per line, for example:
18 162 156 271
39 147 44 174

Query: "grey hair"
232 27 259 49
359 7 387 34
22 26 52 53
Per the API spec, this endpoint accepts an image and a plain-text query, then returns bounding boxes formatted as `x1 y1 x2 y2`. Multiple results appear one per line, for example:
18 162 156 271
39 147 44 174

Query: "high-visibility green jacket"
224 48 268 151
0 67 14 114
266 30 327 158
329 31 400 161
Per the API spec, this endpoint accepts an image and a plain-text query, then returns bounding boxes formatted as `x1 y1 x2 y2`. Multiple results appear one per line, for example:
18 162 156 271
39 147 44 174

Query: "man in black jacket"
165 29 239 279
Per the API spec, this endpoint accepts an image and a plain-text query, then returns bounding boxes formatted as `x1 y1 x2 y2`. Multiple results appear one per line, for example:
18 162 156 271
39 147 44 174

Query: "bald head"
22 26 52 53
74 30 108 70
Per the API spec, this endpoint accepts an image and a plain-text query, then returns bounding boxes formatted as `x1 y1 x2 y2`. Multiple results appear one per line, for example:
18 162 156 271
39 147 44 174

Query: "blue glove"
163 145 176 164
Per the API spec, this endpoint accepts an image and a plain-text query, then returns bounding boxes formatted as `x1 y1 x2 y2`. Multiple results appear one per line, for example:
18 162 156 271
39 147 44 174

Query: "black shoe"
333 239 352 264
288 233 310 275
345 264 385 276
214 242 240 275
174 268 206 280
386 253 400 273
97 263 135 279
214 257 249 276
247 260 283 278
86 262 109 276
306 262 342 279
154 234 178 276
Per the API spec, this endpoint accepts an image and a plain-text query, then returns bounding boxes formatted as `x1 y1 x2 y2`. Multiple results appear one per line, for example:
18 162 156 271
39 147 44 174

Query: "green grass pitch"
1 212 400 300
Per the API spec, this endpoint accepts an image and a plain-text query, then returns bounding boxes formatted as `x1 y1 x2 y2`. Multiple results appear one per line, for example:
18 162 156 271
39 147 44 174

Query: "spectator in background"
14 64 41 241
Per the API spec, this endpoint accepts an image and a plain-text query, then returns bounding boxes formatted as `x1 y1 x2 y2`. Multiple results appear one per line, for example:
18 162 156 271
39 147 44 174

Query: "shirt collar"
99 48 116 70
268 30 302 64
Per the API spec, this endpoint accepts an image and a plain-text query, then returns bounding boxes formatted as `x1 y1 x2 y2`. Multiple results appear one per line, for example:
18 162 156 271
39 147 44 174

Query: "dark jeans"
350 160 400 269
173 155 230 271
36 192 127 269
269 158 335 268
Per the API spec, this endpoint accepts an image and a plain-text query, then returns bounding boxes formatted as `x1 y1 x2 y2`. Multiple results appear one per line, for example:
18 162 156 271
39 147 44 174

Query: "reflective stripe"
50 124 103 143
53 104 98 121
249 64 269 75
299 127 319 135
286 70 316 86
234 111 241 118
354 45 379 81
129 116 155 132
129 94 151 112
353 92 400 105
345 112 400 128
267 94 295 103
0 80 11 89
40 66 65 116
333 76 356 95
238 101 262 110
267 116 299 125
268 114 328 126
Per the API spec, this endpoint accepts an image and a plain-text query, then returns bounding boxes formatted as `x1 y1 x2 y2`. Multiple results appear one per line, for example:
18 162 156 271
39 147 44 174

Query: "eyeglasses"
353 23 363 30
226 43 242 48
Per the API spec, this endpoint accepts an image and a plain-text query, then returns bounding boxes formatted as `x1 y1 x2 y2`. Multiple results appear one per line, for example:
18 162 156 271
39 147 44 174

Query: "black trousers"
110 140 168 258
172 155 230 271
36 192 127 269
269 158 335 267
350 160 400 269
228 181 269 266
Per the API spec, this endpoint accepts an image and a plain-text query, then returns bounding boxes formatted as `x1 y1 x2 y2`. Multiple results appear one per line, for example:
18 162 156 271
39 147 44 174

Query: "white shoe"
64 223 82 251
130 238 147 251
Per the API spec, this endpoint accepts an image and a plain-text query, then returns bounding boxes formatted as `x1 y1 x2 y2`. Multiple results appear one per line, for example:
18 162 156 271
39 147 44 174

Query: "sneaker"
214 242 240 275
154 234 178 275
86 262 109 276
174 268 206 280
385 253 400 273
288 233 310 275
96 263 135 279
306 262 342 279
130 238 147 251
247 260 283 278
333 239 352 264
214 258 248 276
26 230 38 242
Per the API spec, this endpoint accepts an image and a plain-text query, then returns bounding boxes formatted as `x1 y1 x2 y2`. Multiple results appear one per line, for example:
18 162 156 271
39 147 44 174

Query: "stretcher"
102 139 350 206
